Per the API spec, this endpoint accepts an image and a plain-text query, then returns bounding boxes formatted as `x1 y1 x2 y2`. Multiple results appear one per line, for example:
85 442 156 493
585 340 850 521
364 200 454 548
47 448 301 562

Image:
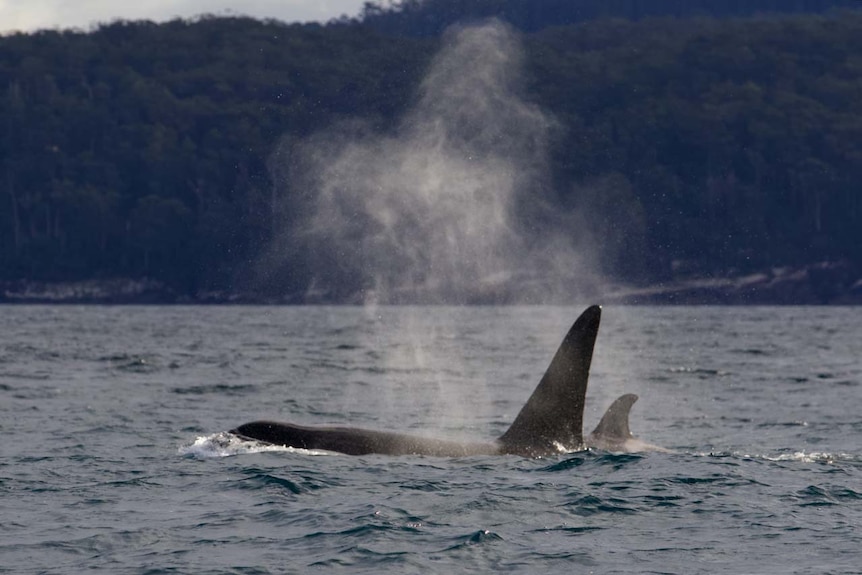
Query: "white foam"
178 432 335 458
761 451 843 464
695 450 853 464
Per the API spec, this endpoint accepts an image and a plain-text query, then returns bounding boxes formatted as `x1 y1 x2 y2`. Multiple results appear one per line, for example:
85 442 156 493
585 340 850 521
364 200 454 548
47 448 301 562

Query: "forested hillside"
360 0 862 35
1 7 861 302
0 19 432 296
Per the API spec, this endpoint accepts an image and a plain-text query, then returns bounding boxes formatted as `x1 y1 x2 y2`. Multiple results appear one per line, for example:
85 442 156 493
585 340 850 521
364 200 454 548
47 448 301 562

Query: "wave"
178 432 335 458
695 450 861 465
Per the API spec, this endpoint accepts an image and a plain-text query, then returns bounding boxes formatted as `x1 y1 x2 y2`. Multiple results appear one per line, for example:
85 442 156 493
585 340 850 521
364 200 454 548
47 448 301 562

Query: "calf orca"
587 393 670 453
232 305 659 457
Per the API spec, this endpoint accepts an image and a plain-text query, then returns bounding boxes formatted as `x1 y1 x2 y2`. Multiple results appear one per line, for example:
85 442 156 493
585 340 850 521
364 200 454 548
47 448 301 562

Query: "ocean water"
1 305 860 574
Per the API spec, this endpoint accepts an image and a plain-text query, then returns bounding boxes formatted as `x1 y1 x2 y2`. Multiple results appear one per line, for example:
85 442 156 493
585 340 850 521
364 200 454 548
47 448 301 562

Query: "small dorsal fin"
498 305 602 456
591 393 638 439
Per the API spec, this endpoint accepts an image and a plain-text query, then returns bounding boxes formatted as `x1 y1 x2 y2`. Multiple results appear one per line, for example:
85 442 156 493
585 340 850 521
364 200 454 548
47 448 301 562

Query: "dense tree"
0 8 861 300
359 0 862 36
0 17 433 294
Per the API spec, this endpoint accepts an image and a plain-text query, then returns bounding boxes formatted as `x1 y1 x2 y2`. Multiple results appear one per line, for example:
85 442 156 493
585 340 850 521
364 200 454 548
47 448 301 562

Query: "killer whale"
231 305 659 457
587 393 670 453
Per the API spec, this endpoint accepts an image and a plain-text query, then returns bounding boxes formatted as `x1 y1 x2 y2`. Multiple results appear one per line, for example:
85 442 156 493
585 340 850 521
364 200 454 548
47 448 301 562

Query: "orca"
231 305 660 457
587 393 670 453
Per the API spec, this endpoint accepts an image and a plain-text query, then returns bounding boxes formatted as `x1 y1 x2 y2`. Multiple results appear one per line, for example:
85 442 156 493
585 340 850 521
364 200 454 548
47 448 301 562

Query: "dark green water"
2 306 860 573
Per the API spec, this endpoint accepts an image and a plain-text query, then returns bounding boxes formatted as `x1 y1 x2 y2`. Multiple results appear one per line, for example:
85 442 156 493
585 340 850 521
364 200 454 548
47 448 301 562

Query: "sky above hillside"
0 0 371 33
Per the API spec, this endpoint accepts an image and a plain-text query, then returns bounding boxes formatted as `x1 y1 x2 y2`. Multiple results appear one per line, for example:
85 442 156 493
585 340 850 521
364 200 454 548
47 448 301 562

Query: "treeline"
531 15 862 280
0 18 432 294
360 0 862 35
1 11 861 299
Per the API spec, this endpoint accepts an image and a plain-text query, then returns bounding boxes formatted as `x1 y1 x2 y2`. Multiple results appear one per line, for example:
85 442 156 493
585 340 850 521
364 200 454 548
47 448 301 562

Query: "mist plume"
264 20 600 304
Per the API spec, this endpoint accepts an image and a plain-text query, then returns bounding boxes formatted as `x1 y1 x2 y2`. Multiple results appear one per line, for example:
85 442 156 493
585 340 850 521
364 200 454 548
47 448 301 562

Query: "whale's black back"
232 420 499 457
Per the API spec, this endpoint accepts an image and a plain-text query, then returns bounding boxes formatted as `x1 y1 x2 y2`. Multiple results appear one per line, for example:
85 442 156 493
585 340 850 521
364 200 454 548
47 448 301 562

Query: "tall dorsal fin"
591 393 638 439
498 305 601 456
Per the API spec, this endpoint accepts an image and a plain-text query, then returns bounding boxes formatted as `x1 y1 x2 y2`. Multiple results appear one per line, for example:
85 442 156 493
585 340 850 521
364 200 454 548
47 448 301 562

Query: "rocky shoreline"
0 278 179 304
605 261 862 305
2 262 861 305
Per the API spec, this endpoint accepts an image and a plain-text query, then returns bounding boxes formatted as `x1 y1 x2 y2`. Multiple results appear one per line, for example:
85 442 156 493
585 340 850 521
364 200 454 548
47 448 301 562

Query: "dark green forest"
1 3 861 302
360 0 862 35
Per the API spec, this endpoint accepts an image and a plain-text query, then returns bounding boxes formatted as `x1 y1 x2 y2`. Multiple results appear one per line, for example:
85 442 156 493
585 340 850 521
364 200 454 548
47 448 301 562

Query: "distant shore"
602 261 862 305
2 262 860 305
